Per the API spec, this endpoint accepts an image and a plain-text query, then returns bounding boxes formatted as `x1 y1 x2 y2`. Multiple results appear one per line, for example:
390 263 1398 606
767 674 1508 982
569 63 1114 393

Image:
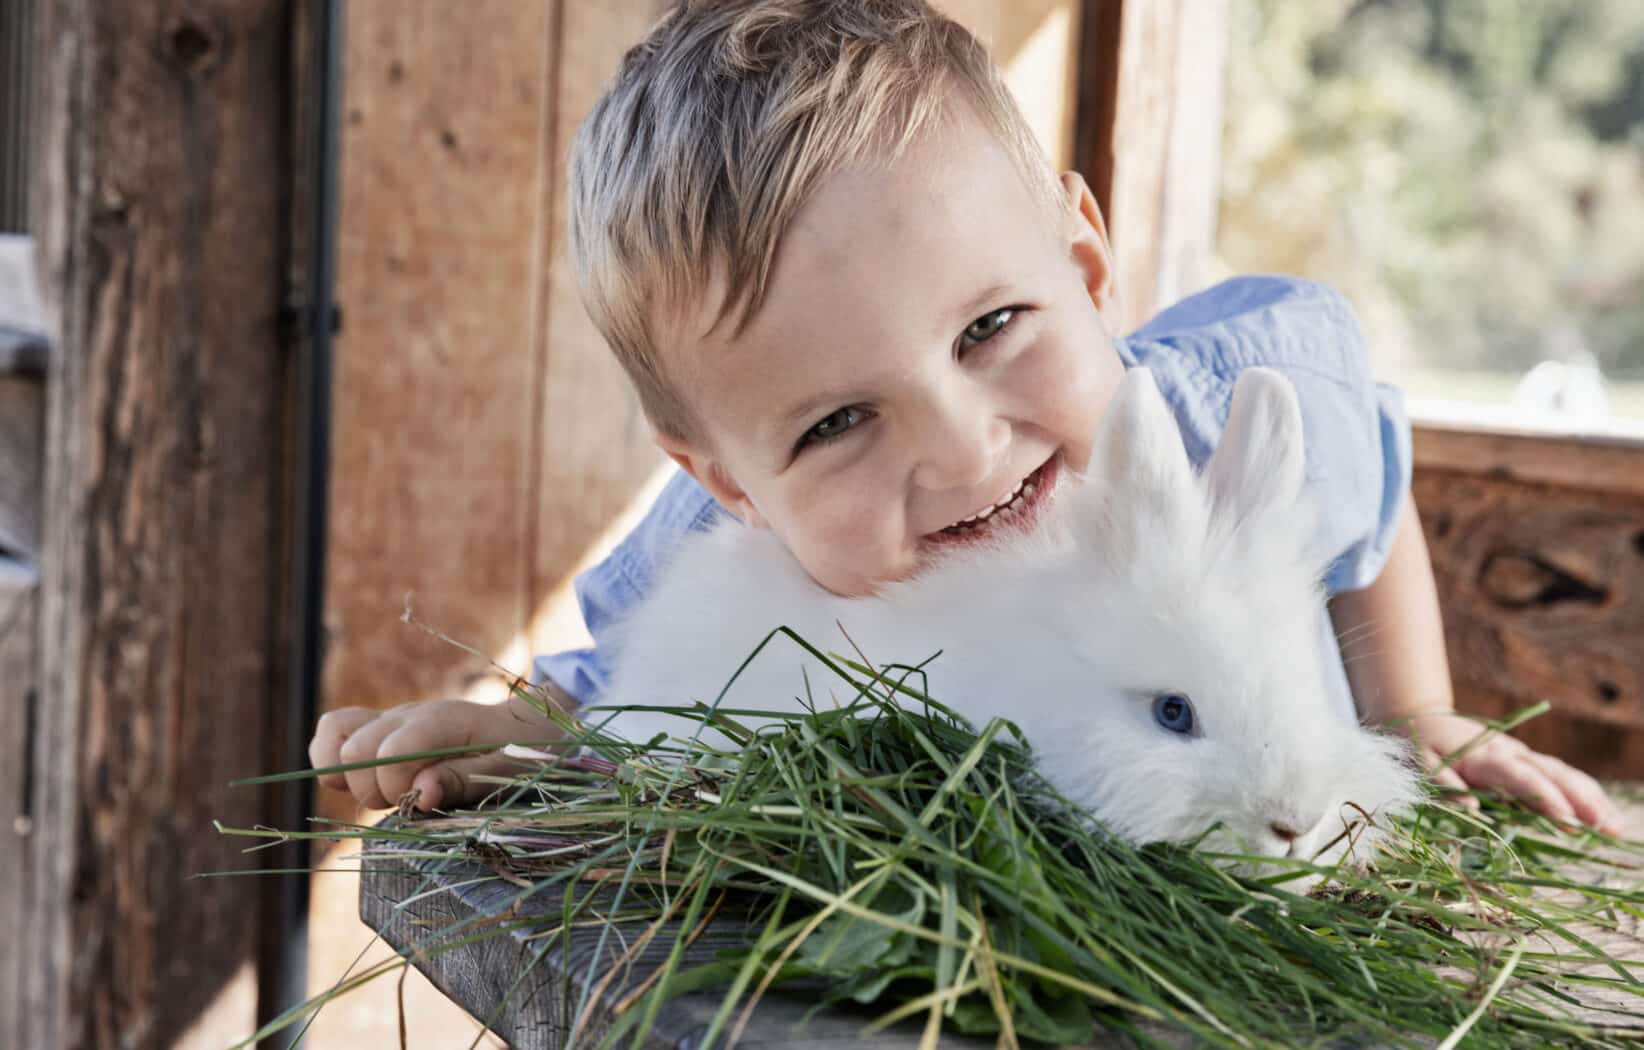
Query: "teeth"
943 473 1036 532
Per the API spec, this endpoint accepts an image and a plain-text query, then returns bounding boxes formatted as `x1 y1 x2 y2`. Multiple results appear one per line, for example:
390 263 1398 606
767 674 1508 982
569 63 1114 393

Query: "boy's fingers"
310 707 380 790
410 750 521 812
374 722 460 804
338 714 406 809
1428 766 1476 808
1470 754 1575 825
1523 751 1620 833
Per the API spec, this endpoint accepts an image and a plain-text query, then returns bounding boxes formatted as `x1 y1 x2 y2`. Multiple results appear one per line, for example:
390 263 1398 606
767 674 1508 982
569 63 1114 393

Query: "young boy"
311 0 1617 832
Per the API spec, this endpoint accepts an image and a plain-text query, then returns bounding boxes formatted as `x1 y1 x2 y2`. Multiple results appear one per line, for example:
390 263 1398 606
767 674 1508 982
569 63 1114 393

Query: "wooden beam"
1415 421 1644 499
24 1 292 1046
1075 0 1229 332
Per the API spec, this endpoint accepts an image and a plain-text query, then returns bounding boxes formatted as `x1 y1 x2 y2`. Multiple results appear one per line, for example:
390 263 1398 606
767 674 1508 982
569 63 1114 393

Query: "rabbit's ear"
1204 368 1306 538
1086 368 1200 552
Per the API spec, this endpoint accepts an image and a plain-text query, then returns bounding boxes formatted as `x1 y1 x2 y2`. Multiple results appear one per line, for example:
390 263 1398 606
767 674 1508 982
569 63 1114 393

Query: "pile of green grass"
227 635 1644 1049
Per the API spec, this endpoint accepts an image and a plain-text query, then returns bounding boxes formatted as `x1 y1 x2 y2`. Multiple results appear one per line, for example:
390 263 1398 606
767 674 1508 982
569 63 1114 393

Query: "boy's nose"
911 412 1010 492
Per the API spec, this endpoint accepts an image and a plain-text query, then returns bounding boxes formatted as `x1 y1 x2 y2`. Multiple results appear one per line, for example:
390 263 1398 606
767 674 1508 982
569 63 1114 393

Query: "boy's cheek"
784 522 898 597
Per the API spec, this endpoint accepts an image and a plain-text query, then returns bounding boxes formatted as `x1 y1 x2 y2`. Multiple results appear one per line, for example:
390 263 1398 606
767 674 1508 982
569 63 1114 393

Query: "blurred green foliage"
1218 0 1644 380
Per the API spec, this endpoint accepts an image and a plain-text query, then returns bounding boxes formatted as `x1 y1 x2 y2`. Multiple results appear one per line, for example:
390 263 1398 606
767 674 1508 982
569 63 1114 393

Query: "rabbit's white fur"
590 368 1423 871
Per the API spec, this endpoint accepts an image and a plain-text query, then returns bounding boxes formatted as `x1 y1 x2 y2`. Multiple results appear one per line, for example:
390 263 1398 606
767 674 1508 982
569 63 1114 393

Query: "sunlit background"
1219 0 1644 427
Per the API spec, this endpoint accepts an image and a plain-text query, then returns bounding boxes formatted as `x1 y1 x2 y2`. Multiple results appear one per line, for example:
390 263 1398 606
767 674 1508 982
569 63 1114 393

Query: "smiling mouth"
933 458 1055 538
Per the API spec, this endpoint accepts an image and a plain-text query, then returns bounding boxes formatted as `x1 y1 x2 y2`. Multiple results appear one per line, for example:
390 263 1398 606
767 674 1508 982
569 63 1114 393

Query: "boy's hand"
1403 711 1622 834
309 694 562 812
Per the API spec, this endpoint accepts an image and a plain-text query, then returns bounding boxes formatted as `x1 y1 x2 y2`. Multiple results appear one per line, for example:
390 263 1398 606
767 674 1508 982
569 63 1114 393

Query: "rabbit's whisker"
1335 620 1387 645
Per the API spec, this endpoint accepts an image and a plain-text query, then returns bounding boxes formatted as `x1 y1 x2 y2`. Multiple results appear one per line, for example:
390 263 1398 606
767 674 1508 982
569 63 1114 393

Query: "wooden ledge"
360 804 1644 1050
1414 418 1644 498
358 827 1193 1049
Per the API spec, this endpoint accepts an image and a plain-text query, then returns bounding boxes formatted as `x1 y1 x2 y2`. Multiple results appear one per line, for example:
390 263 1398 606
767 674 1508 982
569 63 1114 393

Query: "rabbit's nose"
1269 821 1303 842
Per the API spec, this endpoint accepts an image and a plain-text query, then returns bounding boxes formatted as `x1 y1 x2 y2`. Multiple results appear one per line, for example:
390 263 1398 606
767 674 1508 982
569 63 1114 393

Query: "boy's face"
657 106 1124 597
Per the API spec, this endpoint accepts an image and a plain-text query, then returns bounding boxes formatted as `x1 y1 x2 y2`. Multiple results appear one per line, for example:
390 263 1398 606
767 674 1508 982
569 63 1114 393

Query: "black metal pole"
259 0 341 1044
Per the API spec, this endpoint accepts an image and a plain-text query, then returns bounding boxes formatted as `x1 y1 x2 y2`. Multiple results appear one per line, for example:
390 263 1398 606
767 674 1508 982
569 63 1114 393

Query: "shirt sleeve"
1319 379 1411 594
1120 276 1413 596
532 468 724 705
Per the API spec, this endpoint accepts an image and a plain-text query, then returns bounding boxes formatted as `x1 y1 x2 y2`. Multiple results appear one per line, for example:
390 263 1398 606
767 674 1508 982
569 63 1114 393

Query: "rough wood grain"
26 1 290 1046
1413 463 1644 778
0 559 37 1050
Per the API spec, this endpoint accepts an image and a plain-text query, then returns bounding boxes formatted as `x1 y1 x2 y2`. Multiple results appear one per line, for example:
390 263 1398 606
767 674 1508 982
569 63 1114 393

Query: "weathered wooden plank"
362 800 1644 1049
25 1 290 1046
360 832 1183 1049
0 558 37 1050
1412 424 1644 777
1077 0 1229 332
1415 421 1644 499
326 0 555 715
1413 466 1644 775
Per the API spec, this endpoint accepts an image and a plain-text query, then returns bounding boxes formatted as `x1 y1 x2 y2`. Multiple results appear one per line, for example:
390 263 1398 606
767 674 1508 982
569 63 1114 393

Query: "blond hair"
568 0 1064 439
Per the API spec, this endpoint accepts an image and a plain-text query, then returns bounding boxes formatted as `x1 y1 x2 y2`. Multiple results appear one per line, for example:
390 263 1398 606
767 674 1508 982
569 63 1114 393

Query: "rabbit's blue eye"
1152 693 1195 735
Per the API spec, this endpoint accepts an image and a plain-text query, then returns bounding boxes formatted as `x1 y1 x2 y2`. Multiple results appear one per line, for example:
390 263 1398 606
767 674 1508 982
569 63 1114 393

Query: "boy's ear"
652 428 769 528
1060 171 1118 319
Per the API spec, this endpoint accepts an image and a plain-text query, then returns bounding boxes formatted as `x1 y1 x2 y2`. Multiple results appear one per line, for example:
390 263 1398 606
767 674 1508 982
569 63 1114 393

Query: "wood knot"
1477 550 1607 610
166 18 220 76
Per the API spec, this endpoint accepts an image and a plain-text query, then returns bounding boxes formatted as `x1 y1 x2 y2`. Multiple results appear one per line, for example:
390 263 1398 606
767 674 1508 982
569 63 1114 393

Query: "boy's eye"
961 307 1016 349
799 406 868 450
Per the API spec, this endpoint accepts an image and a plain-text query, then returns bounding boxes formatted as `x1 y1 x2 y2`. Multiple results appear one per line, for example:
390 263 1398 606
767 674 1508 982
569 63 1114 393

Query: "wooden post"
23 1 294 1046
1076 0 1229 332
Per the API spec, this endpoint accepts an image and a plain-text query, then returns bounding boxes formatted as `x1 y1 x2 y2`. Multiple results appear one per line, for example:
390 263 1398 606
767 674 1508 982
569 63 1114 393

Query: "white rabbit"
589 367 1424 873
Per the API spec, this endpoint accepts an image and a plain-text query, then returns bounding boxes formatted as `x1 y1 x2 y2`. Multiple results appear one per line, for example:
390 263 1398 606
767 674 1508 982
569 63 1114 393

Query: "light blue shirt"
536 276 1411 722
